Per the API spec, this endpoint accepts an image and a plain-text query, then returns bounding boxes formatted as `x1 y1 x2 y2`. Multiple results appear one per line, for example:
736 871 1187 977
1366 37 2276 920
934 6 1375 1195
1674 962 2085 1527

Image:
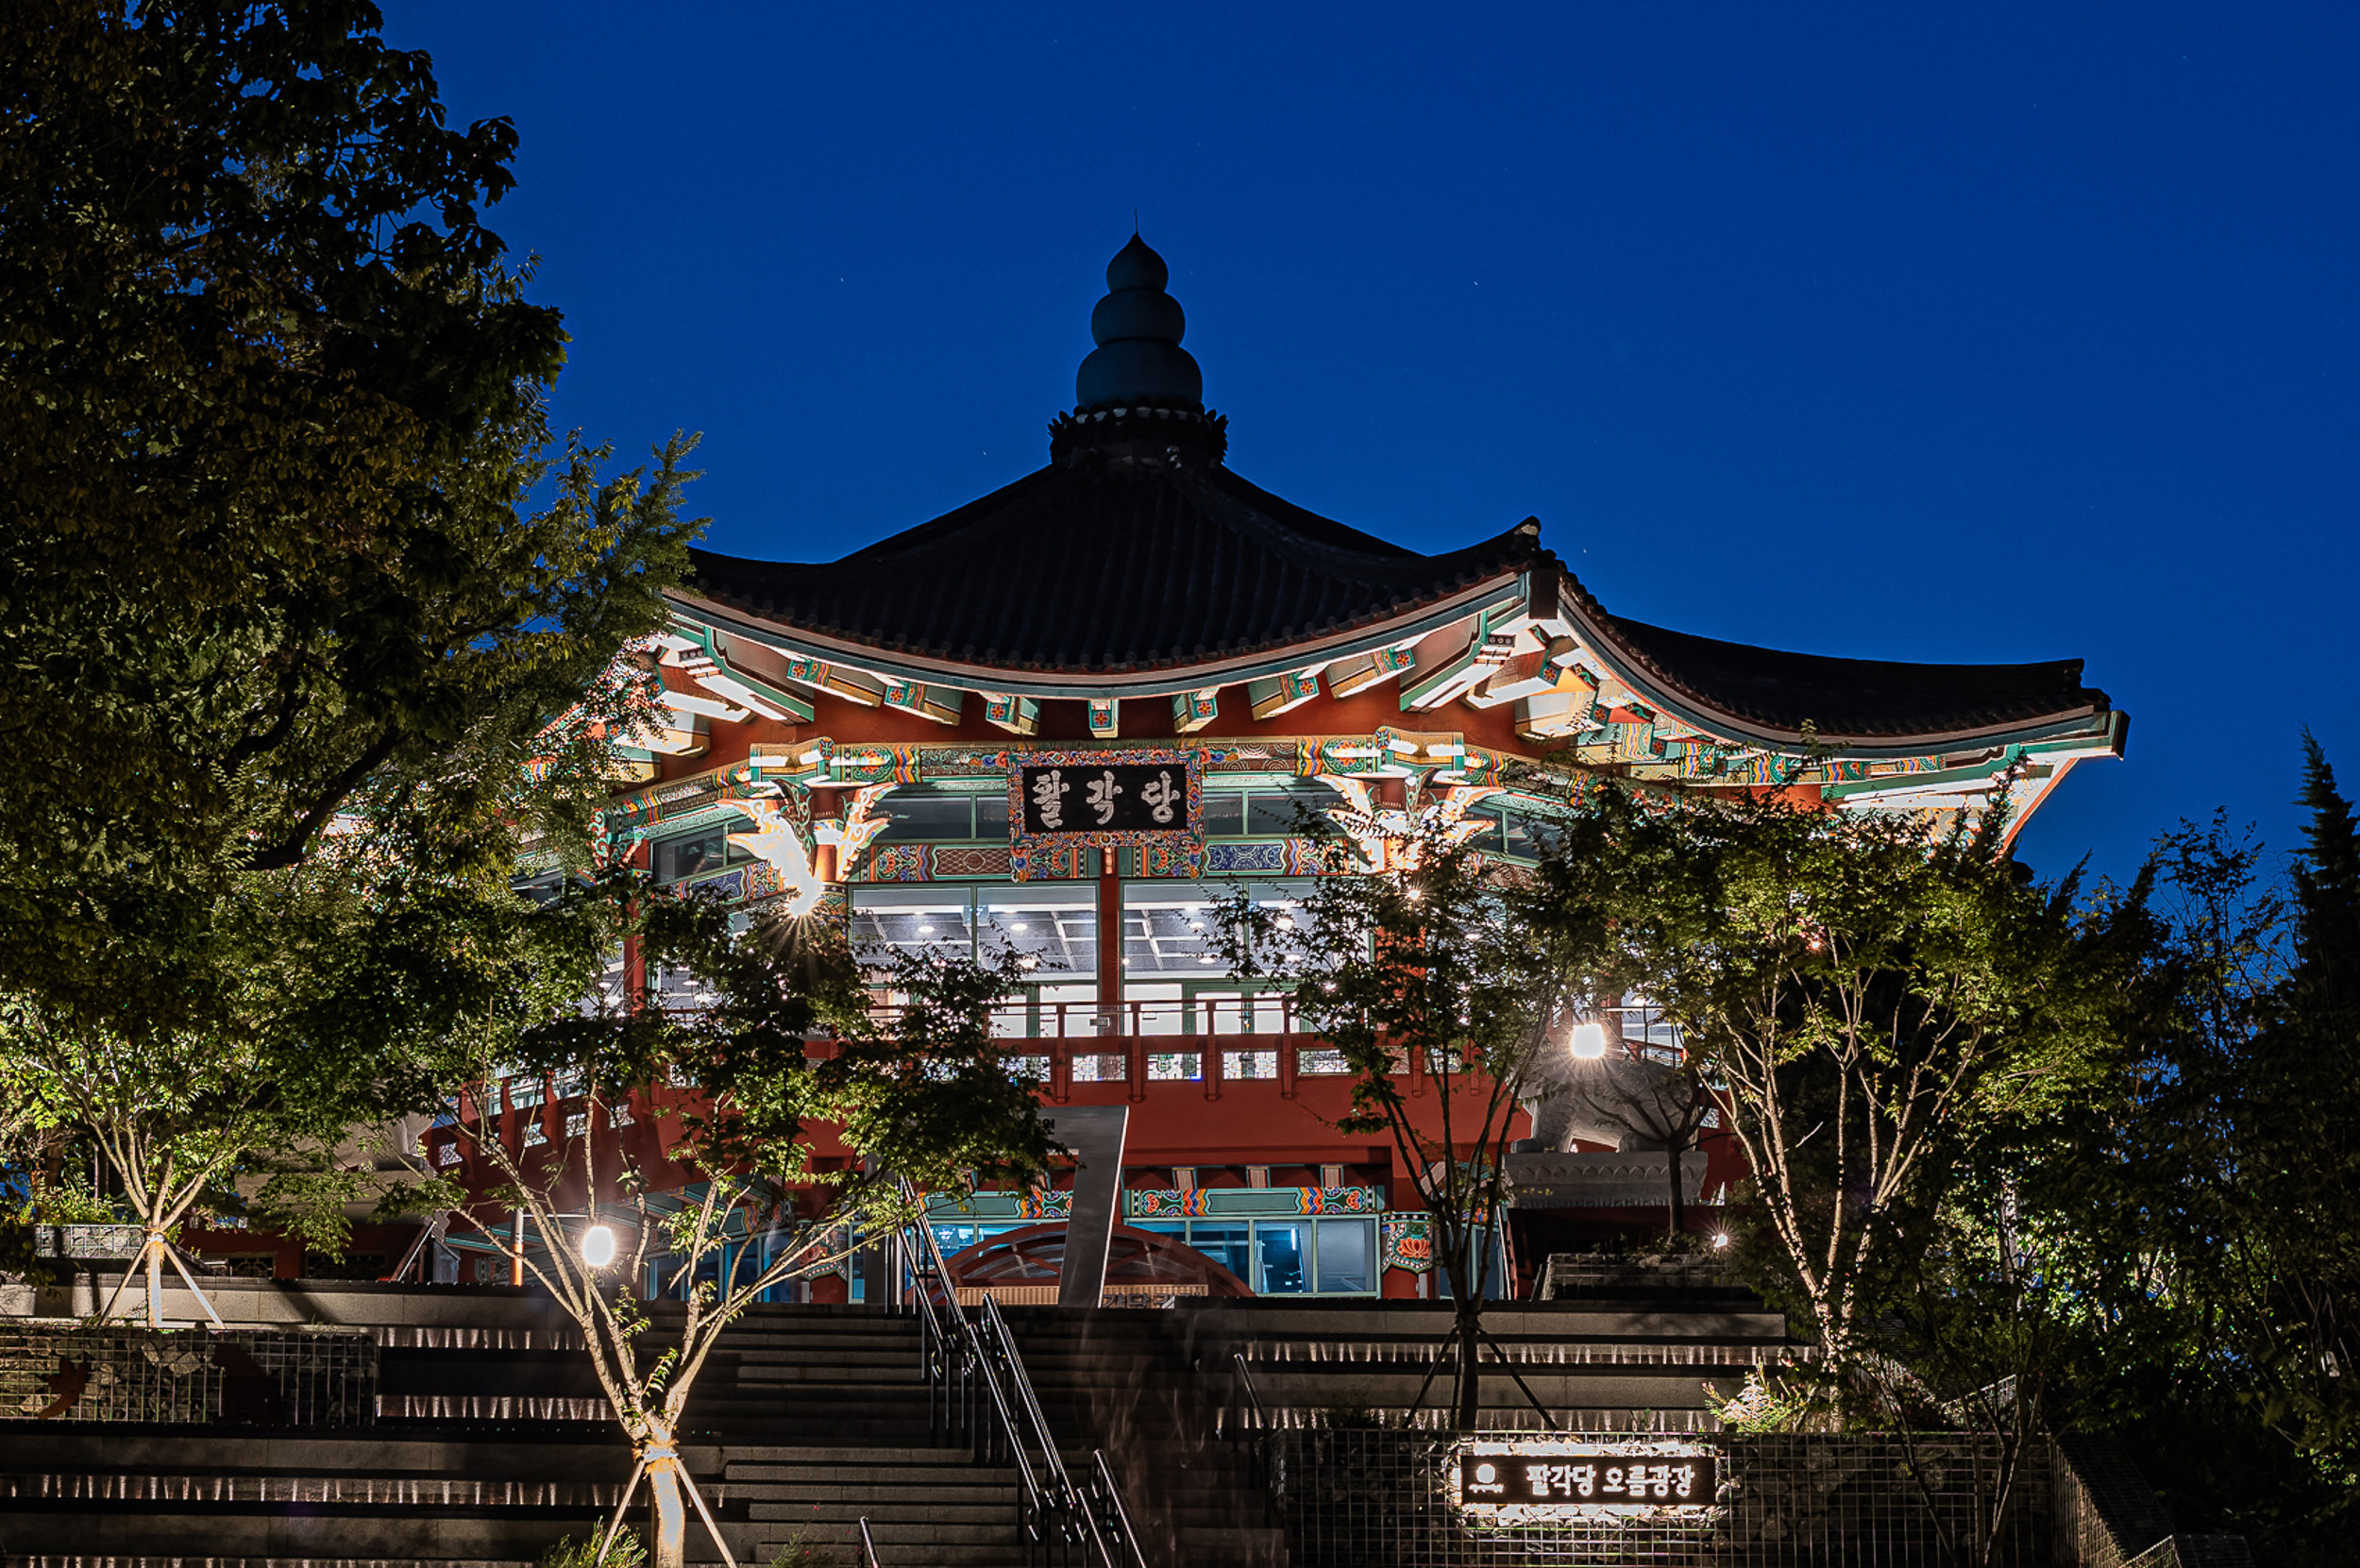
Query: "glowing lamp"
1567 1020 1609 1060
581 1224 617 1268
1711 1232 1731 1251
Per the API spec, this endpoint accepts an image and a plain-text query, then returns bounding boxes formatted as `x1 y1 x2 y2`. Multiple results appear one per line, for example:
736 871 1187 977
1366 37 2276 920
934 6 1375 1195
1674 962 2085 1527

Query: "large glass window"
847 887 977 960
1468 803 1557 861
874 787 996 842
1256 1222 1308 1293
1198 784 1346 837
1247 783 1343 835
1187 1222 1253 1285
653 818 753 884
978 885 1096 978
1121 885 1224 976
1314 1219 1375 1292
1200 792 1246 836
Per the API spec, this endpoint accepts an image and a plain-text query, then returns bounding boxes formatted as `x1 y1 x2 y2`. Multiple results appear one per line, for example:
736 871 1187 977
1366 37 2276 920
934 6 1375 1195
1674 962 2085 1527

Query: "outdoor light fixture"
580 1224 617 1268
1567 1020 1609 1060
1711 1233 1730 1251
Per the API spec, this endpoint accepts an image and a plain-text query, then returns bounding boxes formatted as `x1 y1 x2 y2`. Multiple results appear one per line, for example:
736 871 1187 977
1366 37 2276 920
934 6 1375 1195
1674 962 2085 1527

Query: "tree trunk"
647 1459 688 1568
1452 1302 1483 1431
145 1235 164 1329
1666 1137 1686 1239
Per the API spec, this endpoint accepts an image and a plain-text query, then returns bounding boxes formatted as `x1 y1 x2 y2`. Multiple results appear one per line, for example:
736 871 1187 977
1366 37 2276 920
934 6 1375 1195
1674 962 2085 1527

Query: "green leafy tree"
1223 805 1586 1431
0 835 624 1323
0 0 698 1035
2044 752 2360 1559
1538 788 2103 1391
450 888 1053 1568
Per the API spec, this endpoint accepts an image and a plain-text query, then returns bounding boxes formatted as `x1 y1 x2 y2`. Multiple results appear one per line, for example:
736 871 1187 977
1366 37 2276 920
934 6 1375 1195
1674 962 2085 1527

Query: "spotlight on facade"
1711 1232 1730 1251
1567 1020 1609 1060
581 1224 617 1268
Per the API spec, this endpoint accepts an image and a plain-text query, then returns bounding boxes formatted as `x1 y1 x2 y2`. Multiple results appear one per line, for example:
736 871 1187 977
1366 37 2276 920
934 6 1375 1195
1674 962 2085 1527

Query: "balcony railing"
854 996 1680 1045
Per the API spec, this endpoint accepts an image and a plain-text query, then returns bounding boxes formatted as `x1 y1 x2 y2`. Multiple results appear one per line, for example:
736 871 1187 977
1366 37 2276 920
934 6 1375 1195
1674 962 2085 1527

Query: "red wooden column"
1095 851 1123 1033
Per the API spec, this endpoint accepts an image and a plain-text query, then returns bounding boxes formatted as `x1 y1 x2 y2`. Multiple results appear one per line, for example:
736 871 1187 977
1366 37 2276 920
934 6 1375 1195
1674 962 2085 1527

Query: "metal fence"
1265 1429 2053 1567
0 1324 378 1426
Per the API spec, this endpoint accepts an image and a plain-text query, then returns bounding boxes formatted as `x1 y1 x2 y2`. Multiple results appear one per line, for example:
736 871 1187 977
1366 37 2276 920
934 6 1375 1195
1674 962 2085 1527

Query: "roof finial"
1074 234 1202 414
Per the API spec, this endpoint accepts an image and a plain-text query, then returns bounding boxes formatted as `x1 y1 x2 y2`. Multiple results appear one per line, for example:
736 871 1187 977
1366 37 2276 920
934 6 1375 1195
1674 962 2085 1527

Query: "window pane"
1121 885 1225 976
1315 1219 1374 1292
873 789 976 842
655 828 730 883
849 887 976 960
1188 1222 1253 1284
1070 1053 1127 1083
978 885 1095 979
1146 1051 1202 1081
1465 807 1507 854
1200 792 1246 836
1298 1048 1351 1075
1247 784 1341 836
1224 1049 1277 1078
1256 1222 1307 1293
1249 882 1317 974
1502 810 1549 860
973 793 1012 841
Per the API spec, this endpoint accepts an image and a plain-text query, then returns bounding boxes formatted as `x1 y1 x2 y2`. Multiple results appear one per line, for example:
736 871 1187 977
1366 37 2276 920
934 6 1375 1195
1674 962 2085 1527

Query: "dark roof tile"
687 461 1541 675
1599 615 2107 741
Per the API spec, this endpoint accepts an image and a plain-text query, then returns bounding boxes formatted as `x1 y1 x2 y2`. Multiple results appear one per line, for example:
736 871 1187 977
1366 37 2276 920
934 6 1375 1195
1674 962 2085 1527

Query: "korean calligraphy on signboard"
1006 748 1204 882
1452 1440 1718 1517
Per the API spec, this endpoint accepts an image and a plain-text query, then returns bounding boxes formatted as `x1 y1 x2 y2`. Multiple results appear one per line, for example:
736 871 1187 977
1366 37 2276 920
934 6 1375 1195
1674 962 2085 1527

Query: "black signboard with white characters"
1015 760 1195 836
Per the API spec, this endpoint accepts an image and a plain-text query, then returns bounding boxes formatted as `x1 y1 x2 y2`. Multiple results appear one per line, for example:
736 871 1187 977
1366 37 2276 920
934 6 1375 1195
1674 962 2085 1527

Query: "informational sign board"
1451 1440 1719 1518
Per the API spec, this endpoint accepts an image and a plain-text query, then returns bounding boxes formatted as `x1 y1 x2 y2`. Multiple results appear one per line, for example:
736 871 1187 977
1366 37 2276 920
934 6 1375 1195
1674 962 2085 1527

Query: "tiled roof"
686 461 1543 676
683 453 2109 747
1597 614 2109 741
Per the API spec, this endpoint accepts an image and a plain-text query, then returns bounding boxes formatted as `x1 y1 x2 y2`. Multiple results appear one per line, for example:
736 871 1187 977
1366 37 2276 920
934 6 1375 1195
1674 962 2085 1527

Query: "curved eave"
1555 593 2125 763
663 571 1529 700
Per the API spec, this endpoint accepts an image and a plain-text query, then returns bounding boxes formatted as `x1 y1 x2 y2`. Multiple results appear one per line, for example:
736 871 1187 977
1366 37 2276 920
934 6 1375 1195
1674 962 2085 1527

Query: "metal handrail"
1087 1450 1149 1568
900 1191 1053 1553
972 1293 1147 1568
981 1294 1077 1493
902 1189 1148 1568
929 1272 1036 1498
1232 1351 1267 1430
858 1515 883 1568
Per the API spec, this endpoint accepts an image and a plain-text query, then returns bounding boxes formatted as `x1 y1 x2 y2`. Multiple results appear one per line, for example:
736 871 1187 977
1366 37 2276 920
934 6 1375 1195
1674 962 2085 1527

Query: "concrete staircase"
1179 1290 1798 1434
685 1307 1025 1566
0 1302 1031 1567
0 1271 1793 1564
999 1308 1284 1568
0 1425 623 1562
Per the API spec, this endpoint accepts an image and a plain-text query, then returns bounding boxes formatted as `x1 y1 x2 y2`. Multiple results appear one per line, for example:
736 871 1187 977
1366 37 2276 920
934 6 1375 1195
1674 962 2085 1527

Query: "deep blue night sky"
383 2 2357 886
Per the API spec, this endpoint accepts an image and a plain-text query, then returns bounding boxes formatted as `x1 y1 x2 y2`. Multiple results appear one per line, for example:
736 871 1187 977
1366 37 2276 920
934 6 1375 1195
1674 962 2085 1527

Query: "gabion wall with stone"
0 1324 378 1426
1267 1429 2052 1568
